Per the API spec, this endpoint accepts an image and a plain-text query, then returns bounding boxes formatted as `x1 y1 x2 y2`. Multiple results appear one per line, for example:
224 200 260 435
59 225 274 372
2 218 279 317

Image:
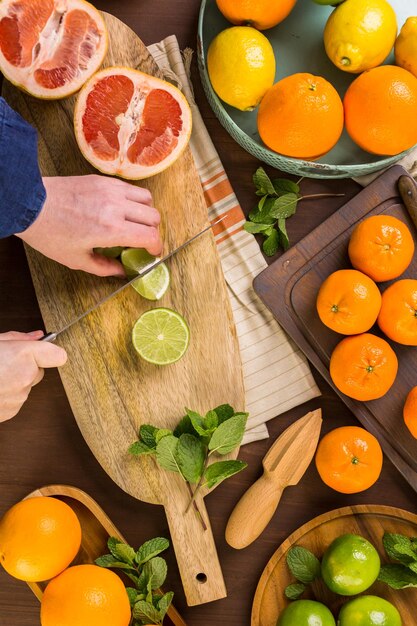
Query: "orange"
316 269 381 335
315 426 383 493
257 73 344 160
40 564 131 626
344 65 417 155
378 279 417 346
348 215 415 282
0 496 81 582
330 333 398 401
404 387 417 439
216 0 297 30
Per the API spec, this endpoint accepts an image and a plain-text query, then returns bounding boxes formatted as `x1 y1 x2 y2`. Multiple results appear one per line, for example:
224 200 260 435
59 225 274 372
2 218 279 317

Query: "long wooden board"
252 504 417 625
254 165 417 493
3 12 245 605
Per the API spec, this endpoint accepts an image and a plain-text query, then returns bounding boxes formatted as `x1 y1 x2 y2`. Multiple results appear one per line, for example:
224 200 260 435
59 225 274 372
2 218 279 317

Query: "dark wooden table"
1 2 416 625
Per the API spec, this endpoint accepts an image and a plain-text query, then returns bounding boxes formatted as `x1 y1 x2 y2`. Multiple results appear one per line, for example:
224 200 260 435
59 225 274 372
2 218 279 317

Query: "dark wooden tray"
254 165 417 492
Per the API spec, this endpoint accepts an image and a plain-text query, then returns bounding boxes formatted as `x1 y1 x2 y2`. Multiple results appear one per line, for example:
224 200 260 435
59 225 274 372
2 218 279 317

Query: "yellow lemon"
395 17 417 78
324 0 397 73
207 26 276 111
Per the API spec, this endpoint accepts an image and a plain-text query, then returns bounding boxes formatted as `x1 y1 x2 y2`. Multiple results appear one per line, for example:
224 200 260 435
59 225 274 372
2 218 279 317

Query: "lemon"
207 26 276 111
324 0 397 73
395 17 417 78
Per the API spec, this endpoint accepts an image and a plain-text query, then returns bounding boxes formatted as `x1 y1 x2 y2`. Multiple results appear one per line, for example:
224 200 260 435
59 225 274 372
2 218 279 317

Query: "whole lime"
277 600 336 626
338 595 402 626
321 534 380 595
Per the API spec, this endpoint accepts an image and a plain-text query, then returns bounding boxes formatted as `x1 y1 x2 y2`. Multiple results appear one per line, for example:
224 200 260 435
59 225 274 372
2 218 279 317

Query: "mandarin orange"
404 387 417 439
257 73 344 160
216 0 297 30
378 279 417 346
330 333 398 401
344 65 417 155
348 215 415 282
316 426 383 494
316 269 381 335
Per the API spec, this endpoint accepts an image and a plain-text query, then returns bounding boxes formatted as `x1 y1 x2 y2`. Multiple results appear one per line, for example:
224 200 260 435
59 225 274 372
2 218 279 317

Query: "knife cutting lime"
121 248 170 301
132 308 190 365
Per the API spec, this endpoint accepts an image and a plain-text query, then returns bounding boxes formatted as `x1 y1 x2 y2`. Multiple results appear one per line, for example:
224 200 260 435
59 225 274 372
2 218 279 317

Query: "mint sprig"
129 405 248 524
378 532 417 590
245 167 344 256
96 536 173 625
284 545 321 600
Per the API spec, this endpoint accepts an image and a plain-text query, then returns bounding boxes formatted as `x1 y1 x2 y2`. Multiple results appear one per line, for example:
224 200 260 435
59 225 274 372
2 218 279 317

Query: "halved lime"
121 248 170 301
132 308 190 365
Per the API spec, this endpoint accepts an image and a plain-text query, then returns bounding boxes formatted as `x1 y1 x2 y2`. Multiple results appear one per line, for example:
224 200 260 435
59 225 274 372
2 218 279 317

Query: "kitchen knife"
225 409 322 549
398 175 417 230
40 215 226 342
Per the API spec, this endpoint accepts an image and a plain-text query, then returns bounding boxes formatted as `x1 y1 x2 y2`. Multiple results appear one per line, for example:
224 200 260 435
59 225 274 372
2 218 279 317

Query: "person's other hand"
0 331 67 422
18 175 162 277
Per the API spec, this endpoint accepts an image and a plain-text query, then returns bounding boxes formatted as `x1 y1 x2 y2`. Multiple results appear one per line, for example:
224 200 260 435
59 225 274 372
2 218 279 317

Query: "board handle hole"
196 572 207 583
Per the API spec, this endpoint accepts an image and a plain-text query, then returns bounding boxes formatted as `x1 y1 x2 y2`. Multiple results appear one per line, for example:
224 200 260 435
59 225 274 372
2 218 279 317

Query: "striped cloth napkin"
148 36 321 445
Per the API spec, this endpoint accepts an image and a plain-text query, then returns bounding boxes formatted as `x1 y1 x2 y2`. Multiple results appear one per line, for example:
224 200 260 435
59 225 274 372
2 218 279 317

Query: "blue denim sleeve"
0 97 46 238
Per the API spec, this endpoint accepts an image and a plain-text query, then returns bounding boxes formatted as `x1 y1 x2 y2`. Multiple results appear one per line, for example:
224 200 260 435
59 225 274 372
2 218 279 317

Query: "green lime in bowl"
197 0 414 179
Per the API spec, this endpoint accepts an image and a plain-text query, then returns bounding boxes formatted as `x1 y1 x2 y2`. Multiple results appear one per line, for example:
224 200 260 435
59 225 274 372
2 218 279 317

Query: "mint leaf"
204 460 247 488
95 554 134 570
278 218 290 250
155 428 172 443
129 441 155 456
248 197 277 224
156 435 182 474
383 533 415 563
244 222 273 234
126 587 139 607
408 562 417 574
156 591 174 618
208 413 248 455
286 546 321 584
273 178 300 195
258 195 267 210
269 193 298 219
214 404 235 425
378 563 417 589
253 167 276 196
186 408 210 436
284 583 306 600
133 600 161 624
143 557 168 589
263 228 280 256
107 537 136 564
173 414 195 437
204 410 218 431
176 434 205 483
139 424 158 448
135 537 170 566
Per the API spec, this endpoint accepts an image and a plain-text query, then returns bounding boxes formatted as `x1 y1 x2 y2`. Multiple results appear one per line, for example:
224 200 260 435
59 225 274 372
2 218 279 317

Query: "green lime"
338 595 402 626
277 600 336 626
132 308 190 365
121 248 170 301
95 246 124 258
312 0 345 4
321 534 380 596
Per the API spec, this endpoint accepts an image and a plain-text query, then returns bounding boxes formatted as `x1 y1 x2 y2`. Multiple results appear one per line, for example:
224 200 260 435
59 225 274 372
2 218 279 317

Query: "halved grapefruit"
74 67 192 180
0 0 107 99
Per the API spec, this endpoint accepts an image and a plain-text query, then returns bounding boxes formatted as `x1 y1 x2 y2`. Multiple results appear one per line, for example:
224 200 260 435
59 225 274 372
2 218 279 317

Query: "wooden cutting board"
2 12 245 605
254 165 417 493
25 485 186 626
252 504 417 626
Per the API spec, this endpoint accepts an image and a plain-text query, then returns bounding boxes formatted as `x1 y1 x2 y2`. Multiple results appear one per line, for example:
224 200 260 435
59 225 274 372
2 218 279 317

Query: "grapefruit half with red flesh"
0 0 107 99
74 67 192 179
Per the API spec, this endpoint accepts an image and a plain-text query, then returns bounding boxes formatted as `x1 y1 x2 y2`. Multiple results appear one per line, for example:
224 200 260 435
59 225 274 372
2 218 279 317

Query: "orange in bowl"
404 387 417 439
344 65 417 155
378 279 417 346
316 269 381 335
257 73 344 160
348 215 415 282
330 333 398 401
215 0 297 30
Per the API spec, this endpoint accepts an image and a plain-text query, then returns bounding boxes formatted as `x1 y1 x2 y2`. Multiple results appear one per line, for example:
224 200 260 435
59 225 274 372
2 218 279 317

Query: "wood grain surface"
24 486 186 626
2 12 245 606
1 2 417 625
252 505 417 626
254 166 417 492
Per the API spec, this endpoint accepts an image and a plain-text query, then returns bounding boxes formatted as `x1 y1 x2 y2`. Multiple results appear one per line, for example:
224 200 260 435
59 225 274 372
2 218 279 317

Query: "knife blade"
40 215 226 342
398 175 417 231
225 410 322 549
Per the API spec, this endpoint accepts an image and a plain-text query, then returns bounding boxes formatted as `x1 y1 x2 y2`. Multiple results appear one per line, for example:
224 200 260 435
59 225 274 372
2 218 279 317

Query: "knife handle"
225 471 285 549
398 175 417 231
39 332 57 342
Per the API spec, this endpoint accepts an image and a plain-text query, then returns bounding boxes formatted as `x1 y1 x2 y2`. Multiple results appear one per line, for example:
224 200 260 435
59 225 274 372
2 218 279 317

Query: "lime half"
95 246 124 258
121 248 170 301
132 308 190 365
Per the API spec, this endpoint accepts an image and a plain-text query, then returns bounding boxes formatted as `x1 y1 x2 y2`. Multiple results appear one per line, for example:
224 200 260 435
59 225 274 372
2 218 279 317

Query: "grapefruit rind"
74 66 192 180
0 0 108 100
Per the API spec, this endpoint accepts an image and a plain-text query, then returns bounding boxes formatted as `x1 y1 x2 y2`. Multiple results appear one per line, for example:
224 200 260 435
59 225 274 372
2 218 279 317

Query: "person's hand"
0 331 67 423
18 175 162 277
